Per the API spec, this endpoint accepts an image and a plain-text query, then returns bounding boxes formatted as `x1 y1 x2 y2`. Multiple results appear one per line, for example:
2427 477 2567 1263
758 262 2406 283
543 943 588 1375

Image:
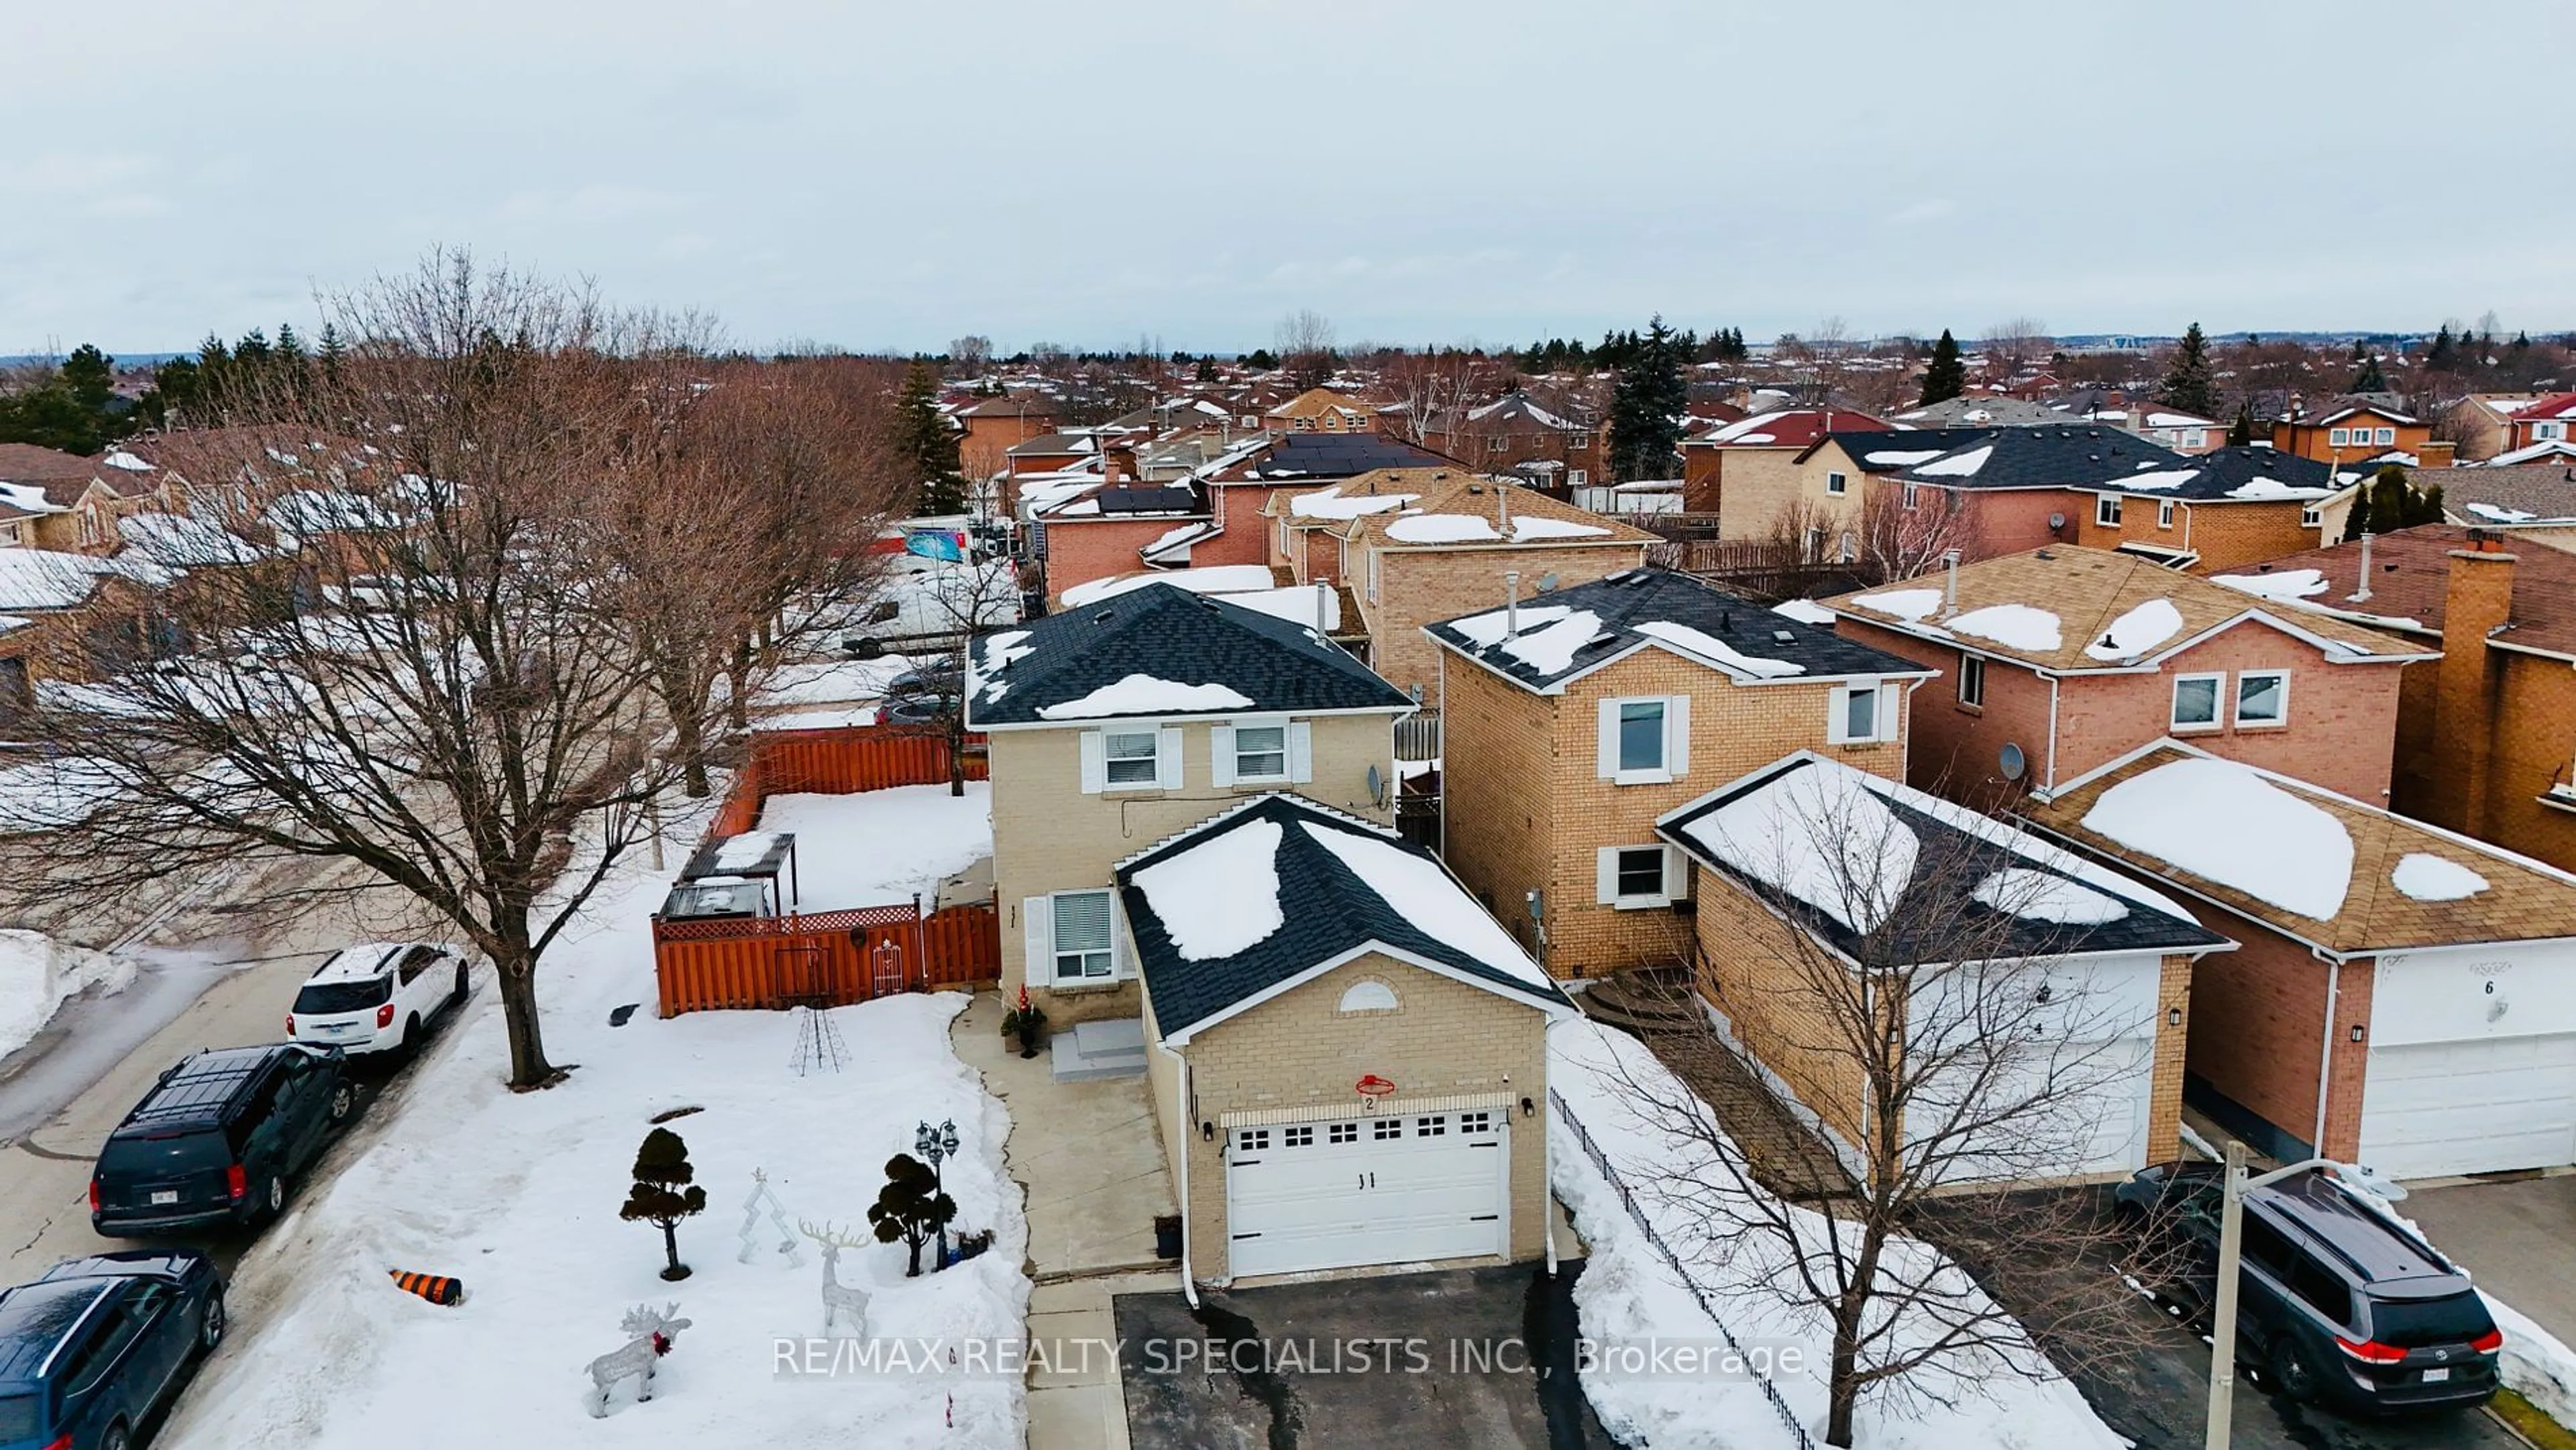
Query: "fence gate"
870 935 909 998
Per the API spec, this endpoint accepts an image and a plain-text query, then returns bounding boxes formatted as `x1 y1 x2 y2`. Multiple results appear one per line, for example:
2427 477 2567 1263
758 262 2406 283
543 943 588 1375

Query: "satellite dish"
1366 763 1385 804
1998 743 2027 781
1536 572 1562 592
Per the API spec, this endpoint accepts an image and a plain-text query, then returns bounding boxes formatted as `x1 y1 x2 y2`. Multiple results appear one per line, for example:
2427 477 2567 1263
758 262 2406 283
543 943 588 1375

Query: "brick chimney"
2432 530 2516 835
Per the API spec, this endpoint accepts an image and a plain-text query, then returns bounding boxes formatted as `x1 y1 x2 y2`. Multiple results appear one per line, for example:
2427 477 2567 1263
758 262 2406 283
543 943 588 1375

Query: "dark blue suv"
91 1044 353 1235
0 1251 225 1450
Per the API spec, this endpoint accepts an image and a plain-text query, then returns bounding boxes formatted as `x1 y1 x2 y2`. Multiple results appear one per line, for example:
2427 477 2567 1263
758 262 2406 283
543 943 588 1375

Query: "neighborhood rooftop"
2210 522 2576 652
1892 425 2191 490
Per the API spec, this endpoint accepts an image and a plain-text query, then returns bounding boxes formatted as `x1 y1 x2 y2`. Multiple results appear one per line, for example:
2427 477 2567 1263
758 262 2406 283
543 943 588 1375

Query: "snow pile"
1386 513 1499 543
2487 1294 2576 1430
2210 568 2329 603
1550 1021 2129 1450
1299 821 1550 988
1498 609 1605 676
1914 445 1994 478
1131 816 1285 960
1848 587 1943 622
755 784 993 911
1446 603 1569 648
2390 852 2491 902
2082 757 2353 919
1289 485 1417 520
1772 599 1837 625
1509 516 1613 541
2227 478 2328 501
1945 604 2061 653
160 807 1028 1450
1214 584 1340 631
1036 674 1254 719
2467 503 2540 524
2080 597 2184 662
1970 868 2129 925
1864 449 1943 467
1633 620 1804 678
1059 566 1274 608
2115 468 2201 491
1683 765 1919 933
0 930 136 1064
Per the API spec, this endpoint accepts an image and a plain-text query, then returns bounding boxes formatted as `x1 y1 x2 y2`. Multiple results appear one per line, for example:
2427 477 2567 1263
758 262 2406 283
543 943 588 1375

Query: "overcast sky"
7 1 2573 358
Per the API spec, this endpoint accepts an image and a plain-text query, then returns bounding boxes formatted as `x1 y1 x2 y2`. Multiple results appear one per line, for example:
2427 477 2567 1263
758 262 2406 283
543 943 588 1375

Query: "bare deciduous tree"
1980 317 2051 382
1276 309 1338 392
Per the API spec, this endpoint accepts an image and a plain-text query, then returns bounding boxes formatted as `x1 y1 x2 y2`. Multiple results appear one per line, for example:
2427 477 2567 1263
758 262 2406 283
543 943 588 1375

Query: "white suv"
286 943 472 1056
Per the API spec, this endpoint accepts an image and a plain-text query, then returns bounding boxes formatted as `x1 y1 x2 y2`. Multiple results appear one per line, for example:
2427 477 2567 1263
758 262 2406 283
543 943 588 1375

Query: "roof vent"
1091 609 1114 623
1772 629 1795 643
2035 548 2055 560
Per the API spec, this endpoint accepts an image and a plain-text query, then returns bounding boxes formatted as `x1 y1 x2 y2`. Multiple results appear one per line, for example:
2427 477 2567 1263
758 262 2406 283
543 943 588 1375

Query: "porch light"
1520 1096 1536 1119
2168 1006 2183 1027
2350 1024 2365 1043
1200 1120 1215 1142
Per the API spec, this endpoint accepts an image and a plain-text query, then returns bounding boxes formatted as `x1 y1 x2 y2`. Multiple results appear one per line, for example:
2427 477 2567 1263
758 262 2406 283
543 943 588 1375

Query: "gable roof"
2507 392 2576 423
964 581 1409 727
1340 475 1656 550
1462 391 1582 431
2096 446 2344 503
1888 397 2065 427
1893 425 2192 492
1116 794 1572 1043
2212 523 2576 657
1660 753 2226 965
1823 546 2430 672
2420 462 2576 525
1425 567 1932 692
1203 431 1455 482
955 394 1059 419
2020 741 2576 954
1817 427 2000 473
1685 409 1890 450
1267 467 1456 523
2289 396 2418 428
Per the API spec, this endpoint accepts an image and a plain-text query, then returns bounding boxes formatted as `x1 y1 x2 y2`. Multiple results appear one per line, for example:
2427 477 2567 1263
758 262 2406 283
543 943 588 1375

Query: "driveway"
1112 1261 1617 1450
2404 1175 2576 1343
1926 1187 2524 1450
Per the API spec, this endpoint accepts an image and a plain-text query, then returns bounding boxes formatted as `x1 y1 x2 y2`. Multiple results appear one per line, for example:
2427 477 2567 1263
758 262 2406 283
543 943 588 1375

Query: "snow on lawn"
162 818 1027 1450
1945 603 2061 653
1550 1021 2125 1450
755 784 993 911
2083 756 2353 920
0 930 133 1064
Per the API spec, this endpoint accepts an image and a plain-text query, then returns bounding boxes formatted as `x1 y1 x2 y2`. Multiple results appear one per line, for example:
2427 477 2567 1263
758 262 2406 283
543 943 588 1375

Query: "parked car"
836 560 1019 658
286 942 471 1057
91 1045 354 1235
2116 1161 2501 1414
880 692 961 727
883 659 963 701
0 1251 225 1450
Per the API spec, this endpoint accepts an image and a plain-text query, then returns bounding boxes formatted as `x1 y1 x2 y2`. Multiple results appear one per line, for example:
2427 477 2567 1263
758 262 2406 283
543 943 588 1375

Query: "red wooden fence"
657 723 1002 1016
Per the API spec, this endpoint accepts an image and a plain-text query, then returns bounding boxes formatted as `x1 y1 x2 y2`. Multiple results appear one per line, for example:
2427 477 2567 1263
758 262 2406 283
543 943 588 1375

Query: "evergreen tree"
2341 483 2371 543
894 361 967 515
2228 401 2255 448
60 346 114 412
619 1128 709 1282
2426 324 2457 373
1608 315 1688 482
1243 348 1277 371
867 1153 957 1277
2350 350 2386 392
1918 329 1966 406
2155 323 2218 416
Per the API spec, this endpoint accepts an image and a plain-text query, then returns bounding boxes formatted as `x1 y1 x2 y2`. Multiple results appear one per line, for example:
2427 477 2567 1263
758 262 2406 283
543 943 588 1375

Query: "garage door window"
1374 1119 1403 1140
1417 1115 1447 1137
1328 1123 1358 1145
1461 1111 1492 1133
1283 1126 1312 1147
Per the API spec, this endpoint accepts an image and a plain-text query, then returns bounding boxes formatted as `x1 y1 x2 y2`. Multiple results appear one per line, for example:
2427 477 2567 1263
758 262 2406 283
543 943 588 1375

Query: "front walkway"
952 990 1178 1450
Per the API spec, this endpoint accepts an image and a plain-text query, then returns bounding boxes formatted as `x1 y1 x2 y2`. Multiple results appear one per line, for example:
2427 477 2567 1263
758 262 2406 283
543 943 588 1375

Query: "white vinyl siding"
1595 695 1688 784
1827 680 1899 745
1595 844 1689 909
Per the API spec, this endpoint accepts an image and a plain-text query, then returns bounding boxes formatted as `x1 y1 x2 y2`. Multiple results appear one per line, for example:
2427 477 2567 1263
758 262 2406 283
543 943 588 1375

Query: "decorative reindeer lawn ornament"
798 1219 872 1335
584 1302 692 1416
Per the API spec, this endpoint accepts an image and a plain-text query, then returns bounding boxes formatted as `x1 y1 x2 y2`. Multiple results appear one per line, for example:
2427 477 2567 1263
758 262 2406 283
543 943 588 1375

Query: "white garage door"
1225 1109 1509 1279
1923 1037 2154 1184
2359 1034 2576 1179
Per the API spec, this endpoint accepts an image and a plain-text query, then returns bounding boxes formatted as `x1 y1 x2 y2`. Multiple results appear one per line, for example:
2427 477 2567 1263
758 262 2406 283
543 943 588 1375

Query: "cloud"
1888 198 1957 226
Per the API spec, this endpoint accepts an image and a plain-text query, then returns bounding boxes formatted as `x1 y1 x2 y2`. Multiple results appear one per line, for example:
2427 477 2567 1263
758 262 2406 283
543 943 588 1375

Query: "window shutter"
1596 699 1621 778
1595 847 1621 904
1110 895 1132 978
1209 725 1237 788
1156 725 1185 790
1666 695 1690 777
1826 687 1851 745
1023 896 1053 980
1079 731 1106 793
1878 684 1901 741
1288 721 1313 782
1662 845 1690 901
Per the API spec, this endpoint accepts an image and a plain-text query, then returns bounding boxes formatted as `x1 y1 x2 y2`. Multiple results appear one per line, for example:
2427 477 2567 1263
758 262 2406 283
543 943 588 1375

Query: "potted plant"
1000 985 1048 1059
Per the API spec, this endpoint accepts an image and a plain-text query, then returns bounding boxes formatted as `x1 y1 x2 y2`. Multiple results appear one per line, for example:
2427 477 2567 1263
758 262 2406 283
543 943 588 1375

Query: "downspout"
1171 1049 1202 1308
2312 949 2343 1157
1543 1084 1559 1279
1436 650 1450 860
2043 673 2061 791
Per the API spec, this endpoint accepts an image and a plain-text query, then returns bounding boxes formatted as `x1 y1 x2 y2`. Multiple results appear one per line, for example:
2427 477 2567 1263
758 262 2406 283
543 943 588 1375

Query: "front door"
1224 1109 1507 1278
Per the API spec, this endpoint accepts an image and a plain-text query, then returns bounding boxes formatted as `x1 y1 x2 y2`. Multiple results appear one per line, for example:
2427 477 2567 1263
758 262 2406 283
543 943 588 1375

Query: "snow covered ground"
1548 1020 2125 1450
161 800 1028 1450
755 783 993 912
0 929 135 1064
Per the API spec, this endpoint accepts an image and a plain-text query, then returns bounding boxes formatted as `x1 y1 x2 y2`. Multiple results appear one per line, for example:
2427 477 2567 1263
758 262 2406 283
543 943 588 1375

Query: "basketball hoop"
1354 1074 1397 1098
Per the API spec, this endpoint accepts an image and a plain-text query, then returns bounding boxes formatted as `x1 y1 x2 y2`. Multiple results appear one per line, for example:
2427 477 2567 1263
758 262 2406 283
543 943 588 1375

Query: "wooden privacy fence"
711 725 989 838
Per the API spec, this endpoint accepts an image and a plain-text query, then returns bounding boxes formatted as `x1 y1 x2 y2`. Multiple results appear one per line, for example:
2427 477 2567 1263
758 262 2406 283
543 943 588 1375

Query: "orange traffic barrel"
388 1270 463 1306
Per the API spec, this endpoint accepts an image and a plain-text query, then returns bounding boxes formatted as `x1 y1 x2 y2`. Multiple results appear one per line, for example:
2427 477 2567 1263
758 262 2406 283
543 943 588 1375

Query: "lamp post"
2203 1143 2407 1450
916 1118 960 1266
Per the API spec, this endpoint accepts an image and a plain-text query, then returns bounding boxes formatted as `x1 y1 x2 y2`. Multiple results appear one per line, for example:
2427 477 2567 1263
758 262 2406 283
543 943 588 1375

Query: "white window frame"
1827 680 1900 745
1902 481 1920 511
1596 843 1690 911
2373 427 2396 446
1596 694 1690 786
2157 499 2175 529
2233 669 2290 728
2182 429 2207 448
1567 468 1587 487
2170 672 2224 731
2096 493 2123 527
2541 422 2568 442
1079 725 1183 793
1208 717 1311 788
2328 427 2351 448
1825 470 1847 497
1570 433 1592 450
1022 887 1127 985
2300 502 2323 528
1957 653 1984 708
1366 548 1381 605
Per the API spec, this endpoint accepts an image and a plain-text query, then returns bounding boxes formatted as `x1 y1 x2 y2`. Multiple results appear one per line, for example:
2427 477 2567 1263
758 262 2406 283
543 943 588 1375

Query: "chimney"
2433 530 2516 836
1941 548 1963 617
2350 531 2373 603
1498 482 1511 533
1504 570 1521 637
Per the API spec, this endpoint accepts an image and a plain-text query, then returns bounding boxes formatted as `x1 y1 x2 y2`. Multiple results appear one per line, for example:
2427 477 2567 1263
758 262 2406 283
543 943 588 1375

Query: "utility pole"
2205 1146 2400 1450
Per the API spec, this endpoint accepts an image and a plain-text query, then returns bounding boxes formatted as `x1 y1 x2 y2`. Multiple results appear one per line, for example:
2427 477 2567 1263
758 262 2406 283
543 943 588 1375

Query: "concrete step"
1051 1032 1146 1082
1071 1017 1146 1059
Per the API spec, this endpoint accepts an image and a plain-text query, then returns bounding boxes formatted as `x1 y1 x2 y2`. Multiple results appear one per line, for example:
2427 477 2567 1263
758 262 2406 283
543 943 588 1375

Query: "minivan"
91 1045 353 1235
0 1251 225 1450
2118 1161 2501 1413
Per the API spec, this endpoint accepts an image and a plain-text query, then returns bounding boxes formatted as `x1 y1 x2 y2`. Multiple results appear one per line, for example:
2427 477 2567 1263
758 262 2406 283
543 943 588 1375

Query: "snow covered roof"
1344 473 1655 550
1464 392 1578 431
1137 520 1220 563
1825 546 2428 672
1117 794 1573 1043
964 581 1408 728
1687 409 1891 450
2094 446 2343 503
1894 426 2194 493
1660 753 2223 964
2506 392 2576 422
1426 568 1931 692
2210 523 2576 650
2022 742 2576 951
1061 564 1276 608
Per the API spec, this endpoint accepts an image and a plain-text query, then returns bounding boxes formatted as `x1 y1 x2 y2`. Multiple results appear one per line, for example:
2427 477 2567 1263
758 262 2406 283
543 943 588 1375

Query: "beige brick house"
1426 568 1938 980
963 581 1413 1033
1659 753 2226 1183
1116 794 1574 1283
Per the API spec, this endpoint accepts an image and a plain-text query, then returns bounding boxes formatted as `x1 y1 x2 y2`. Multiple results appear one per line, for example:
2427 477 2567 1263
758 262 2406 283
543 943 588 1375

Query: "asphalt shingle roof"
2100 446 2343 503
2210 523 2576 657
1825 427 2001 472
1424 568 1932 691
2424 462 2576 525
1898 425 2192 491
966 582 1411 727
1116 794 1571 1038
1216 432 1456 481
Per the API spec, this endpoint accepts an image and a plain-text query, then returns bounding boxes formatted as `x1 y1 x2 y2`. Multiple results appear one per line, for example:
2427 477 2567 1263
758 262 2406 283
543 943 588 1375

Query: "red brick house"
957 394 1060 478
2501 393 2576 455
1819 545 2432 809
1677 408 1891 530
1415 391 1605 497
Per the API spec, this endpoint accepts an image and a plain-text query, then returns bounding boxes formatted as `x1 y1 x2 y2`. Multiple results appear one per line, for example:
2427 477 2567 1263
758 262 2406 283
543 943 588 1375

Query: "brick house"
1676 409 1892 532
2270 397 2453 468
2210 525 2576 876
1773 427 1998 560
1415 391 1605 497
1426 569 1937 980
963 582 1413 1031
1185 431 1458 573
1660 752 2226 1182
1875 426 2195 564
1030 483 1210 606
955 394 1060 479
1295 474 1656 706
2070 446 2351 572
2414 462 2576 552
2436 394 2549 463
0 442 189 554
1117 794 1574 1284
1820 545 2432 809
1264 387 1376 433
2501 393 2576 455
2023 742 2576 1178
